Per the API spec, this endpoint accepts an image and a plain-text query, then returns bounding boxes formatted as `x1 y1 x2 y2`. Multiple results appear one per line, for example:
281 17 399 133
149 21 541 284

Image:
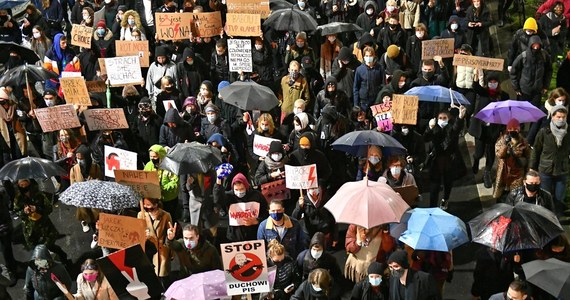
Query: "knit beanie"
387 250 409 269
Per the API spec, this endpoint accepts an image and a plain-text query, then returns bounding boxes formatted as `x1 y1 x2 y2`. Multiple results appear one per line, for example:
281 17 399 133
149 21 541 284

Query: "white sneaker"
90 234 98 249
440 199 449 211
81 221 90 233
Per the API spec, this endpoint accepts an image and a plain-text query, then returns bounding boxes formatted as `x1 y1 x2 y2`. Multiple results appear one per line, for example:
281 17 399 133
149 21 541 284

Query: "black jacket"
471 247 514 300
530 124 570 176
269 255 302 300
504 186 556 213
510 35 552 95
388 269 441 300
160 108 195 147
351 279 387 300
135 112 163 155
467 81 506 141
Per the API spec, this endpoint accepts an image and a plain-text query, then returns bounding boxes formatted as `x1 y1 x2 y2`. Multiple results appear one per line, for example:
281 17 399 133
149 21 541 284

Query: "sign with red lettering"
371 102 393 132
221 240 269 296
253 134 280 157
285 164 318 189
98 213 146 250
225 13 261 37
228 202 260 226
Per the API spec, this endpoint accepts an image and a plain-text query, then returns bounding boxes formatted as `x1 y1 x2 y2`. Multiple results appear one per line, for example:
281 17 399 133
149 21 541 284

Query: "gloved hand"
215 163 233 179
429 118 436 129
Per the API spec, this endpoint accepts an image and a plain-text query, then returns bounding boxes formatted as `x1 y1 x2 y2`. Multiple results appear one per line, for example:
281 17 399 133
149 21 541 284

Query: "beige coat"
0 102 26 156
400 0 421 30
138 209 172 277
74 275 118 300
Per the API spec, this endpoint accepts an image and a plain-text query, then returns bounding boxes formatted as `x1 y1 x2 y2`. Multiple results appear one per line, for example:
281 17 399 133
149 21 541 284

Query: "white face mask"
401 128 409 135
45 100 55 107
368 156 380 165
415 31 424 39
556 100 566 106
311 249 323 259
450 23 459 30
398 81 406 88
390 166 402 176
293 108 303 115
438 119 448 128
255 44 263 50
312 285 322 292
234 190 246 198
366 8 374 15
83 15 90 21
488 82 499 89
473 3 480 8
270 153 283 161
364 56 374 64
33 32 41 39
387 5 395 12
104 0 111 3
294 124 302 131
328 36 336 43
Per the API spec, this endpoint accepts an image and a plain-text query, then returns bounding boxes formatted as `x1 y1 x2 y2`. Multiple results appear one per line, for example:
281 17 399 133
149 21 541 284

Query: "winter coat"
285 45 317 68
376 26 407 55
296 245 342 281
440 16 467 51
351 279 387 300
159 108 195 147
134 0 160 27
135 113 163 156
388 269 441 300
257 215 308 259
468 81 506 141
494 132 532 199
91 29 115 58
465 4 492 55
155 89 183 119
471 248 514 300
14 188 59 250
423 118 465 175
355 1 379 39
270 255 301 299
507 29 551 66
24 245 72 300
42 0 64 39
530 125 570 176
74 274 117 300
200 116 232 141
280 75 311 115
353 62 385 108
146 60 178 102
405 35 426 73
400 0 421 30
137 209 172 277
320 40 343 79
331 63 356 103
176 50 203 99
288 147 332 184
70 1 92 25
166 236 222 278
537 0 570 26
503 186 555 212
314 89 351 119
143 155 179 202
291 280 330 300
210 52 230 84
252 45 273 83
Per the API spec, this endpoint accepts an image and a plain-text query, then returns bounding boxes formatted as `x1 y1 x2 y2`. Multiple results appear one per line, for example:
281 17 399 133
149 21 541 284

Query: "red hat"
97 20 106 29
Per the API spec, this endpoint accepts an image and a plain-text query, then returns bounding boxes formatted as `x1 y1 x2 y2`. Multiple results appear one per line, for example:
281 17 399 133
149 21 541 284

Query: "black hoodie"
176 47 203 99
159 108 195 147
25 245 72 300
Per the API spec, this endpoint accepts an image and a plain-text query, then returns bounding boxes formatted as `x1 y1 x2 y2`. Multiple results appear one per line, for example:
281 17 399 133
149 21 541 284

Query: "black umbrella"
0 42 41 65
269 0 294 10
220 81 279 111
0 64 59 88
0 157 67 181
0 0 28 9
331 130 407 157
522 258 570 300
317 22 363 36
160 142 223 175
263 8 318 32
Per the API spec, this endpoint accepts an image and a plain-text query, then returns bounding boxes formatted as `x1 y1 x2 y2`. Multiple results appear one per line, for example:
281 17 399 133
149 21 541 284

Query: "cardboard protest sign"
114 170 161 199
83 108 129 131
452 54 504 71
155 12 193 40
260 179 289 202
104 146 137 178
104 56 143 87
191 12 223 37
34 105 81 132
371 102 393 132
285 164 318 189
225 13 261 37
392 94 419 125
221 240 270 296
421 38 455 59
228 39 252 72
228 202 260 226
253 135 280 157
85 80 107 93
60 77 91 106
393 185 419 207
98 58 106 75
115 40 150 67
71 24 93 48
227 0 270 18
61 71 82 78
98 213 146 250
97 244 163 299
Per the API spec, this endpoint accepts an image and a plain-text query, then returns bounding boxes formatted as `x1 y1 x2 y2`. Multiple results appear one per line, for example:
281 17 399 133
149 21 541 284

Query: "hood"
310 232 325 248
295 112 309 129
182 47 195 60
300 131 316 148
164 107 184 124
324 76 337 87
30 244 54 263
121 10 143 29
358 33 375 49
364 0 377 12
183 96 197 108
528 35 542 47
231 173 250 190
268 140 284 155
321 105 338 123
207 133 228 147
390 69 405 90
149 144 167 159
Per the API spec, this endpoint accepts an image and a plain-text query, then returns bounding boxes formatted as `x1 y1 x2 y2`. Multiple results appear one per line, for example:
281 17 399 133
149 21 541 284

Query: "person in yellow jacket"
144 144 179 220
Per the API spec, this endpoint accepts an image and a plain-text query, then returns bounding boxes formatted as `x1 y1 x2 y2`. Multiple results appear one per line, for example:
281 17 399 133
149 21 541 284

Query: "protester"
74 259 117 300
387 250 441 300
258 200 308 259
25 244 72 300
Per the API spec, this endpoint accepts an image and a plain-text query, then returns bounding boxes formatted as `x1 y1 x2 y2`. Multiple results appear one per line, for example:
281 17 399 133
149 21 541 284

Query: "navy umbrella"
331 130 407 157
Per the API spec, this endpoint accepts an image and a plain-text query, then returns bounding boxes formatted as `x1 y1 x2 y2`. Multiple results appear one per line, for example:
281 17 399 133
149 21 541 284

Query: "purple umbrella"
474 100 546 124
165 270 227 300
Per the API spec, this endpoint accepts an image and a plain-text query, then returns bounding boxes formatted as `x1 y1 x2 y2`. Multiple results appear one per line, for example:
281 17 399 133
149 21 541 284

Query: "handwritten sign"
71 24 93 48
285 164 318 189
228 202 260 226
225 13 261 37
85 81 107 93
227 0 270 18
115 40 150 67
392 94 419 125
104 56 143 87
156 12 222 39
83 108 129 131
221 240 269 296
421 38 455 60
60 77 91 106
114 170 161 199
34 105 81 132
104 146 138 178
191 12 223 38
98 213 146 250
452 54 504 71
98 58 106 75
260 179 289 202
253 135 280 157
371 102 393 132
228 39 252 72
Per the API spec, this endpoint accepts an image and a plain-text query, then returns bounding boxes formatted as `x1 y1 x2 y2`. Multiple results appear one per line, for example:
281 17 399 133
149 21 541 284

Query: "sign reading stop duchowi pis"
221 240 269 296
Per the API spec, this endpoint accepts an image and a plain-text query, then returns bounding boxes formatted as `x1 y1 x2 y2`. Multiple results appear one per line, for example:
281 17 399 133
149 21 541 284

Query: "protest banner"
393 185 419 207
98 213 146 250
104 146 137 178
421 38 455 59
221 240 269 296
114 170 161 199
252 135 280 157
155 12 193 40
225 13 261 37
34 105 81 132
452 54 504 71
392 94 419 125
260 179 290 202
285 164 318 189
115 40 150 67
85 80 107 93
98 58 106 75
97 244 163 299
61 71 82 78
370 102 393 132
228 39 252 72
190 12 223 38
83 108 129 131
162 100 177 112
226 0 270 18
60 77 91 106
104 56 143 87
228 202 260 226
71 24 93 48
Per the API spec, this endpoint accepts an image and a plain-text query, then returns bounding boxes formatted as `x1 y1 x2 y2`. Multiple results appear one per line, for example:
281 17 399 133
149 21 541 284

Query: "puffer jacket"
455 65 475 89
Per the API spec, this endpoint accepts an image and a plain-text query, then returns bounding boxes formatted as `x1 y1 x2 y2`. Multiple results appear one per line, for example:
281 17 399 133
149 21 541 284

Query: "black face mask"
151 158 160 166
525 183 540 193
126 95 138 103
531 48 541 56
19 186 30 194
422 71 434 80
140 110 152 117
389 24 397 30
0 16 8 23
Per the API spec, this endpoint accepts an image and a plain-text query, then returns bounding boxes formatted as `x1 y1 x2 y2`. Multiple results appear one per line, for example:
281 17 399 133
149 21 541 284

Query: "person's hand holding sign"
167 222 177 241
121 268 150 300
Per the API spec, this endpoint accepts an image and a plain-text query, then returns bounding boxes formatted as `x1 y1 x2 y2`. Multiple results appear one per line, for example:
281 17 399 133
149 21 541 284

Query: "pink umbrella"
165 269 228 300
324 179 410 228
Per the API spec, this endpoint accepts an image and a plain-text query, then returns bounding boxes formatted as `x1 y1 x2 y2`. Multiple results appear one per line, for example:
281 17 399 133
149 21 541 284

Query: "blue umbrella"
405 85 470 105
331 130 407 157
0 0 28 9
397 208 469 251
474 100 546 124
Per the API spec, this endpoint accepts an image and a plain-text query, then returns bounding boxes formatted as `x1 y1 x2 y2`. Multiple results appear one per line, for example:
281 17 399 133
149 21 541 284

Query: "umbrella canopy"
468 203 564 252
59 180 140 211
269 0 294 10
263 8 318 32
474 100 546 124
0 42 41 65
522 258 570 300
0 0 28 9
324 179 410 228
331 130 407 157
220 81 279 111
397 208 469 251
317 22 363 36
0 64 59 88
405 85 470 105
160 142 223 175
164 270 227 300
0 157 67 181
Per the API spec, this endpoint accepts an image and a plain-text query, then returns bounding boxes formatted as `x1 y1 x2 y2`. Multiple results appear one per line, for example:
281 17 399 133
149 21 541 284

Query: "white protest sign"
104 145 138 178
252 135 280 157
228 202 260 226
284 164 318 189
221 240 269 296
162 100 177 112
104 56 144 87
228 39 252 72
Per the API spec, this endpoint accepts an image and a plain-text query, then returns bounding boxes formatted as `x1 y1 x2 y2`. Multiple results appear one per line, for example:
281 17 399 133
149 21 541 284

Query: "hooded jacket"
92 28 115 58
144 144 179 201
289 132 332 184
120 10 147 41
314 77 351 118
507 28 551 66
510 35 553 95
297 233 343 281
356 1 379 39
439 16 467 51
24 244 72 300
159 108 194 147
146 46 178 101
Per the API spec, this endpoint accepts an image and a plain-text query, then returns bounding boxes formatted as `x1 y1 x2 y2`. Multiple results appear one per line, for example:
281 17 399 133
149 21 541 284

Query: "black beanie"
387 250 409 269
367 262 384 275
268 140 283 155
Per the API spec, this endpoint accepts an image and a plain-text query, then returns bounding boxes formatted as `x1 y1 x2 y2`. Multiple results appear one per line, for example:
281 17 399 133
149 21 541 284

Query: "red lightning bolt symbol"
174 23 180 37
308 166 316 187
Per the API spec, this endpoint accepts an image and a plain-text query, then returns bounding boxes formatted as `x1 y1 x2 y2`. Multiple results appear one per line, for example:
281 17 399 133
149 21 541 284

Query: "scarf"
550 121 567 146
0 103 15 122
264 156 287 171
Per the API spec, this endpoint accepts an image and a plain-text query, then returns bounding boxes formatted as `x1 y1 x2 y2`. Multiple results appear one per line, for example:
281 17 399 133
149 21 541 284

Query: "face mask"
389 24 397 30
104 0 111 3
97 28 105 36
151 158 160 166
83 273 98 282
450 23 459 30
290 71 300 80
488 82 499 89
508 131 519 138
398 82 406 88
296 41 305 48
525 183 540 192
60 136 69 143
293 108 303 115
260 125 269 132
234 190 246 198
298 1 305 8
401 128 409 135
311 250 323 259
554 119 566 127
294 124 302 131
185 239 197 249
270 212 284 221
438 119 448 128
144 206 157 212
185 106 194 114
366 8 374 15
390 166 401 176
19 186 30 193
141 111 152 117
423 70 434 80
368 156 380 165
33 32 41 39
255 44 263 50
473 3 480 8
164 86 173 92
526 30 534 35
364 56 374 64
45 100 55 107
271 153 283 161
415 31 424 39
391 269 404 278
207 114 217 123
35 259 50 271
531 48 541 55
312 285 322 292
556 100 566 106
328 36 336 43
83 15 90 21
369 276 382 286
387 5 395 12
